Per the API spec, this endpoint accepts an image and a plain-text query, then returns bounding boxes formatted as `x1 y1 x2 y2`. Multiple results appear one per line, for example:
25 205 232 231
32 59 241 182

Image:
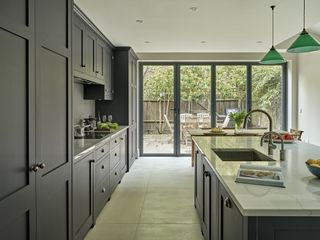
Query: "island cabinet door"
194 148 203 215
202 158 219 240
218 183 245 240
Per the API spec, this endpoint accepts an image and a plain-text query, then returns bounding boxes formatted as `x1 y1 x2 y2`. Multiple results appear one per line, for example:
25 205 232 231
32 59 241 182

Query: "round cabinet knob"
224 197 232 208
120 138 124 140
38 163 46 169
114 172 117 176
101 165 105 169
101 148 104 153
114 153 117 156
31 165 39 172
114 140 117 143
102 187 106 193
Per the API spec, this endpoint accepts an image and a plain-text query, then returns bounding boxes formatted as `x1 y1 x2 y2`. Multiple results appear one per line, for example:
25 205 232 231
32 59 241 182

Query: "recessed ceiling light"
189 7 198 11
201 41 207 43
136 19 143 24
144 41 151 44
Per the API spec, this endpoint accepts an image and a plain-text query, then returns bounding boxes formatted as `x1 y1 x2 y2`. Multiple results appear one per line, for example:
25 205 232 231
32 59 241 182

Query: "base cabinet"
195 146 320 240
73 152 95 240
73 129 128 240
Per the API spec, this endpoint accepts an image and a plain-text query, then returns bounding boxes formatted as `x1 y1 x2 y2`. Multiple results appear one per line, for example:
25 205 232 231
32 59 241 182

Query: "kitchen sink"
212 148 275 162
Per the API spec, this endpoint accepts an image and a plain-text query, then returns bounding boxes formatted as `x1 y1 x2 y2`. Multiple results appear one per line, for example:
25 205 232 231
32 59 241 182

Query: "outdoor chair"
197 112 210 128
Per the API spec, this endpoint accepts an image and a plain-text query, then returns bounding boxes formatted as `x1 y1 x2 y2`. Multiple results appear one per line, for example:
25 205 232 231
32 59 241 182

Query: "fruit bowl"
306 159 320 178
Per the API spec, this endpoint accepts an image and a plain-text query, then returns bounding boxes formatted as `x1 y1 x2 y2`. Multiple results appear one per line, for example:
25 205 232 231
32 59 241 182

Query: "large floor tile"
97 190 146 224
134 224 203 240
85 223 137 240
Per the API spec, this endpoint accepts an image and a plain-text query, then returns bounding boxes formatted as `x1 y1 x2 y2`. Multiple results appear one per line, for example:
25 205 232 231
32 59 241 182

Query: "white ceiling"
74 0 320 53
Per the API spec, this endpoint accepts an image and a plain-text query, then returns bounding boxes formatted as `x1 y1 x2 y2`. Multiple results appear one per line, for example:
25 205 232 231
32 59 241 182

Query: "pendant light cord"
271 5 275 46
303 0 306 29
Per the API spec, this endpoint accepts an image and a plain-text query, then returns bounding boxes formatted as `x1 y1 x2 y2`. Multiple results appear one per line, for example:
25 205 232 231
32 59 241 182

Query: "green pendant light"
287 0 320 53
260 5 286 65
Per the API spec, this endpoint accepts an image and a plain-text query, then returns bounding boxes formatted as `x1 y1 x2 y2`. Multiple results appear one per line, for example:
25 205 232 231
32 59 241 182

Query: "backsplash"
73 82 95 124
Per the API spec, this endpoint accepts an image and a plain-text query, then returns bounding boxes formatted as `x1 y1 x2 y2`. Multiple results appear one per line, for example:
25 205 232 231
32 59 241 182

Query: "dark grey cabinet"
96 48 138 170
35 0 72 240
194 150 203 214
119 132 128 178
83 44 114 100
218 183 243 240
73 152 95 240
0 0 72 239
73 7 113 88
73 13 86 74
0 1 36 239
202 159 219 240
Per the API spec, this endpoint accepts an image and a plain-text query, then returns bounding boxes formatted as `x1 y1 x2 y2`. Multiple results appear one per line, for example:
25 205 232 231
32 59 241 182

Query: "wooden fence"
143 99 243 134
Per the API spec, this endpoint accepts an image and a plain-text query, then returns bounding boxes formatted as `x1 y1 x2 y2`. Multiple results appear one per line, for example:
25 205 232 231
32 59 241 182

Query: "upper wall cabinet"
72 10 112 86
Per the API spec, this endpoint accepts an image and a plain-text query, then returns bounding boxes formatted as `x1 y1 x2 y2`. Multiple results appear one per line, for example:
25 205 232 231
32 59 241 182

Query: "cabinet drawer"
95 155 110 187
110 163 120 193
110 146 120 170
94 175 110 219
110 135 121 150
95 141 110 160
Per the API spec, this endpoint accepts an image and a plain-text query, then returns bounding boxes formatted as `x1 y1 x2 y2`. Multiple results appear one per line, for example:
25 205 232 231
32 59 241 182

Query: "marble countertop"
74 126 129 158
193 136 320 217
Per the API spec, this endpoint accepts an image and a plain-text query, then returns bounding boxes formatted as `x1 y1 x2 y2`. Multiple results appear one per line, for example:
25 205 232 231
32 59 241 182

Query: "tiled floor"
84 157 203 240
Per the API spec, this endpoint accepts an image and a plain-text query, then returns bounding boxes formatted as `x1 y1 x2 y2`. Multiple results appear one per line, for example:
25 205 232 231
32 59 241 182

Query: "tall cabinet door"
96 38 105 80
0 1 36 239
35 0 72 240
73 13 86 74
85 27 96 78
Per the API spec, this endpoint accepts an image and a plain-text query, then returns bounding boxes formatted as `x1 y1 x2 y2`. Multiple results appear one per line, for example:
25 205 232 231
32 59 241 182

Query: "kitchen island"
193 136 320 240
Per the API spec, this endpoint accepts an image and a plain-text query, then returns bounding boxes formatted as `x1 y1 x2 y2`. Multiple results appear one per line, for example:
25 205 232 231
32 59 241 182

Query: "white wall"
297 51 320 145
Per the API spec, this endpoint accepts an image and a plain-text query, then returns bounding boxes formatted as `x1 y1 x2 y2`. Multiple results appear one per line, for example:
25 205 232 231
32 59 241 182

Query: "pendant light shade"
287 0 320 53
260 5 286 65
260 46 286 65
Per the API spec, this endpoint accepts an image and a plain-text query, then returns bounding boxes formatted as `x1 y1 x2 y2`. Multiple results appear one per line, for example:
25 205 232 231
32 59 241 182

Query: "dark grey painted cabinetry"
73 152 95 240
73 129 128 240
0 0 72 239
96 48 138 170
195 146 320 240
72 8 111 85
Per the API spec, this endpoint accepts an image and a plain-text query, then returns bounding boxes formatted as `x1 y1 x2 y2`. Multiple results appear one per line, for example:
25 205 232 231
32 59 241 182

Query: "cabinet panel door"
219 183 243 240
73 14 86 74
37 0 69 51
203 159 219 240
0 1 36 238
85 28 96 78
119 132 127 173
73 152 94 239
195 149 202 213
104 47 113 100
96 38 105 80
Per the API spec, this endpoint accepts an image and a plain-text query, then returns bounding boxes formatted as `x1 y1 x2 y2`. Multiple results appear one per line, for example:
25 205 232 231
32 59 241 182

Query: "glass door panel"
252 65 282 130
216 65 246 128
142 65 175 154
180 65 211 154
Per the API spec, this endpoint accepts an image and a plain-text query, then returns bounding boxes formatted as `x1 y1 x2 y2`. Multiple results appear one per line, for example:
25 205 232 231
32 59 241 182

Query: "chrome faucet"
260 131 285 161
243 109 273 132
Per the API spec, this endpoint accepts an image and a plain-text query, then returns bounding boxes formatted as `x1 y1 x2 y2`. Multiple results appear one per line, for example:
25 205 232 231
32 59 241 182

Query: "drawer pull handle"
101 165 105 169
115 172 117 176
101 148 104 153
224 197 232 208
81 64 86 67
102 187 106 193
96 70 99 73
114 140 117 143
120 137 124 140
114 153 117 156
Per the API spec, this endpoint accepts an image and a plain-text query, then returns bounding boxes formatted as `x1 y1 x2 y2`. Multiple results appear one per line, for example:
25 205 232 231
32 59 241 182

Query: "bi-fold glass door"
140 63 212 156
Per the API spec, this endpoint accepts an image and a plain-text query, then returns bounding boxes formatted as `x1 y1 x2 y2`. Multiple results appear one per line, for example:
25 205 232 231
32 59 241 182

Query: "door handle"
224 197 232 208
30 163 46 172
